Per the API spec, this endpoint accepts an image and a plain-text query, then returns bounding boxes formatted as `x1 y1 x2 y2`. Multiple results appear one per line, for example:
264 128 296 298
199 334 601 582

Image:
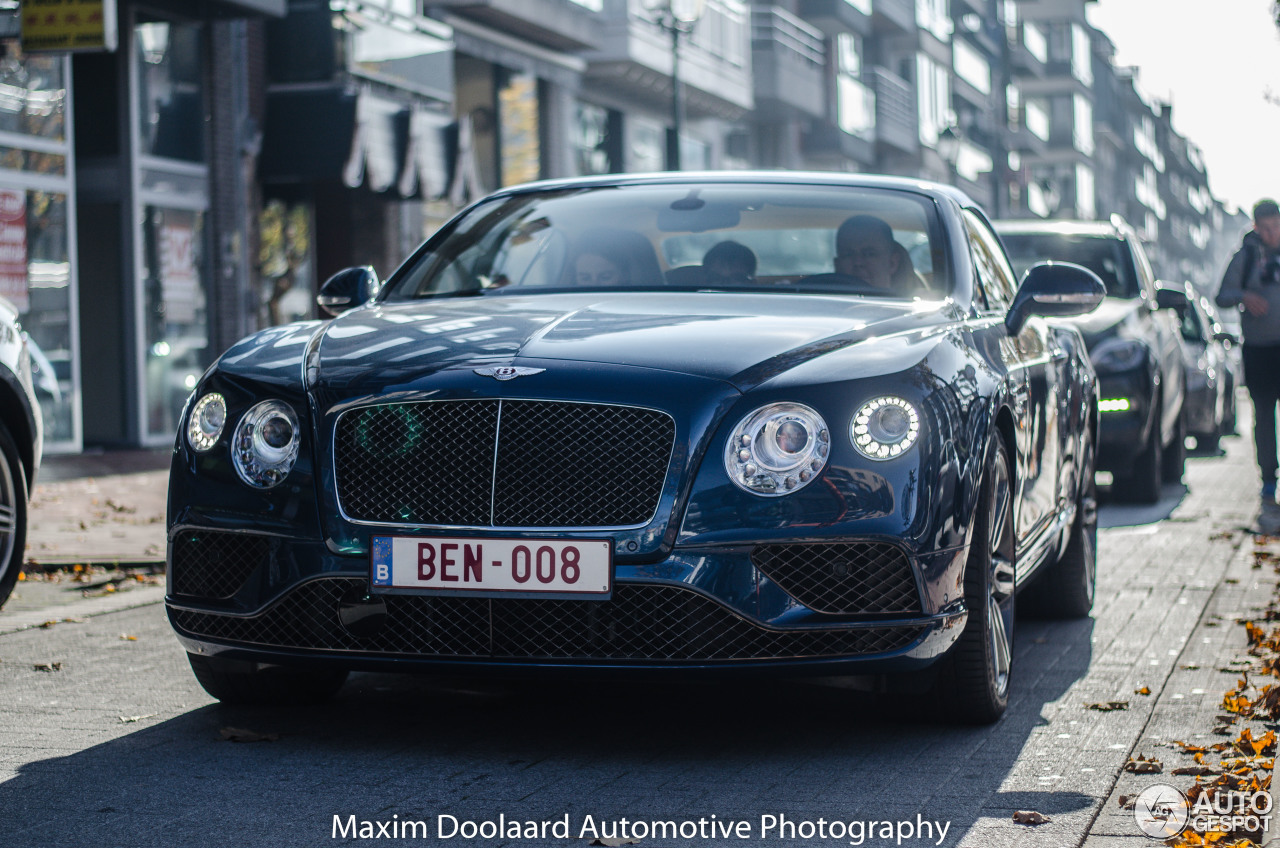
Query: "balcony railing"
871 65 917 153
751 6 825 119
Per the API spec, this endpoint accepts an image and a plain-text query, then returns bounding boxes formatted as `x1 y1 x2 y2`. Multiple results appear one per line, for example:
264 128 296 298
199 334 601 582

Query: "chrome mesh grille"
170 578 923 662
170 532 270 600
334 400 674 527
751 543 920 615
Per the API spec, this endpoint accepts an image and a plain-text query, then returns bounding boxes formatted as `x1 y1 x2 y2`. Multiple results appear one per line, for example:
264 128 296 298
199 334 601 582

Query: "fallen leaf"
32 662 62 672
1172 765 1223 776
118 714 157 724
1124 754 1163 774
1118 794 1135 810
1085 701 1129 711
1181 664 1202 671
219 727 279 743
38 620 59 629
1135 686 1152 696
1011 810 1051 825
119 634 138 642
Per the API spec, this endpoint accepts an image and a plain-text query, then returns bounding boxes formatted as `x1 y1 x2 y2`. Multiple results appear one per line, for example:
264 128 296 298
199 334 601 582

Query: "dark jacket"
1217 231 1280 346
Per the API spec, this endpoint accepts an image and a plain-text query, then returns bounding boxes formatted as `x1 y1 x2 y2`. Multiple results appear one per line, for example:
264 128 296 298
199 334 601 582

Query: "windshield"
998 232 1140 299
382 183 950 301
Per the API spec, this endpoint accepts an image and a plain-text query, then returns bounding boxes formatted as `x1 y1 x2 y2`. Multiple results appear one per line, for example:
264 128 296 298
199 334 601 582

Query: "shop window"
1 189 74 444
142 206 208 440
136 22 205 163
258 200 315 327
0 44 65 141
499 72 540 187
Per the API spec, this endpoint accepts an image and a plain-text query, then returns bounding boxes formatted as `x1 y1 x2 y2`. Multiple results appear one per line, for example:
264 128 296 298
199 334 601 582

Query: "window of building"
498 71 540 187
1070 23 1092 86
142 206 208 441
952 39 990 95
575 102 612 175
135 21 205 163
1074 163 1095 220
1072 94 1093 156
0 44 65 141
915 0 952 42
915 53 951 145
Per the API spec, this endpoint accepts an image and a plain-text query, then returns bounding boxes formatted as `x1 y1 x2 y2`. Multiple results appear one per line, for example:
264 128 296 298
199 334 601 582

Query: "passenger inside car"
701 240 757 286
567 228 663 288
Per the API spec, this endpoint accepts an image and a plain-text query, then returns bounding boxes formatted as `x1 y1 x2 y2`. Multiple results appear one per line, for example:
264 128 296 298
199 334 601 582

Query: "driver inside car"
834 214 925 293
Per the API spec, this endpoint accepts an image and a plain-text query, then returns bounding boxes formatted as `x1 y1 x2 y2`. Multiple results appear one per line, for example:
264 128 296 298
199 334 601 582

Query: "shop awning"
260 87 481 203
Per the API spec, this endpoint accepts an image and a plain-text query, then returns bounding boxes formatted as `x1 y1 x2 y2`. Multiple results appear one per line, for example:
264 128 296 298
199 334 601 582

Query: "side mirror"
317 266 380 317
1005 261 1106 335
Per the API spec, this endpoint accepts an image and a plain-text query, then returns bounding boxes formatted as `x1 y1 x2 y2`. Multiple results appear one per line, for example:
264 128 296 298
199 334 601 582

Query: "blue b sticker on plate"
371 536 393 586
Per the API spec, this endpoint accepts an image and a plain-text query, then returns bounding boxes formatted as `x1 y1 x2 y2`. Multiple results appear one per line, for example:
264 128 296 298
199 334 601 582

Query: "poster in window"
0 189 28 313
160 222 197 324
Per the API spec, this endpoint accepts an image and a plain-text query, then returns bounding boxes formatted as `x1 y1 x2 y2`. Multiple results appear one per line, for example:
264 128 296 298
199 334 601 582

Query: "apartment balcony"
801 121 876 165
752 6 825 119
584 0 754 120
870 65 917 154
795 0 872 36
425 0 603 50
872 0 915 35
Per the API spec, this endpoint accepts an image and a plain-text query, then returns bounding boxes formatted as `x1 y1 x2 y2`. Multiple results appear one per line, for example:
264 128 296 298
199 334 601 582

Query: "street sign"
20 0 118 53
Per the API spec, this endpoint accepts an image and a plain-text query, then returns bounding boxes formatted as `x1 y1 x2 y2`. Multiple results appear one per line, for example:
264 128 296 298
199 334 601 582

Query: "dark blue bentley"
167 173 1103 723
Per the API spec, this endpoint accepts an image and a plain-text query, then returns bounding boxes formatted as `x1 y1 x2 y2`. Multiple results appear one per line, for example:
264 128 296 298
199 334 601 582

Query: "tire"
935 437 1016 724
1023 430 1097 618
1112 408 1162 503
1161 410 1186 484
0 422 28 610
187 653 348 705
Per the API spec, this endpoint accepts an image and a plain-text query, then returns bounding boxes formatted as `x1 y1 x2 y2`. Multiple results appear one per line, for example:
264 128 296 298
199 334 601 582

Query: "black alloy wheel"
937 437 1016 724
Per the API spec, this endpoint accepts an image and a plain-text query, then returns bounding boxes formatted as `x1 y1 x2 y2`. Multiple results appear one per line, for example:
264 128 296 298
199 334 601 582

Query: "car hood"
309 292 951 393
1056 296 1145 346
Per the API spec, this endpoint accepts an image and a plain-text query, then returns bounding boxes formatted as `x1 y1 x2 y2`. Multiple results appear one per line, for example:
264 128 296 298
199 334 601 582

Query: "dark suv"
995 218 1185 503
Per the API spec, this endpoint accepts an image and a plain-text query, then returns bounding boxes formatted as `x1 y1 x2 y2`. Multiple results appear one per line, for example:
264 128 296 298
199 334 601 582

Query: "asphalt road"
0 423 1269 848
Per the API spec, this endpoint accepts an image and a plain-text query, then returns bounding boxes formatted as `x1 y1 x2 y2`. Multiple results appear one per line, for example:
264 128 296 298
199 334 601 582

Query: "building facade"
4 0 1245 452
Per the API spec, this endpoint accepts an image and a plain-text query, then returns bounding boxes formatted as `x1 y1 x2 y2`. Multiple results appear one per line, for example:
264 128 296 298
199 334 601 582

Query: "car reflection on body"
0 295 41 609
166 173 1104 723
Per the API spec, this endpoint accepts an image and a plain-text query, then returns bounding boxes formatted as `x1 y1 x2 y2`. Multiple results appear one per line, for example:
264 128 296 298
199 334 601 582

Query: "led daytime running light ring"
851 396 920 461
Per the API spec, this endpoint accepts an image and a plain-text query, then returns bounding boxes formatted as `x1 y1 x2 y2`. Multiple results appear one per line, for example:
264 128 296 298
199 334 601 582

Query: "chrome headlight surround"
851 396 920 460
232 400 301 489
186 392 226 453
724 402 830 497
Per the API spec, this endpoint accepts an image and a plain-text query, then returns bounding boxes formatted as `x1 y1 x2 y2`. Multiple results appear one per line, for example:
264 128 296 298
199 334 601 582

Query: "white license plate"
370 535 612 597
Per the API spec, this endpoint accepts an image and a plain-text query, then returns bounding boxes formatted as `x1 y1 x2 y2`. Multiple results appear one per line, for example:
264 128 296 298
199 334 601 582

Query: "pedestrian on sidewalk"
1217 198 1280 503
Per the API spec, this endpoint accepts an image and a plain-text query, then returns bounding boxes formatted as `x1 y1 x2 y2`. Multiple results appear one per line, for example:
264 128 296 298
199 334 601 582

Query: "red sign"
0 189 28 313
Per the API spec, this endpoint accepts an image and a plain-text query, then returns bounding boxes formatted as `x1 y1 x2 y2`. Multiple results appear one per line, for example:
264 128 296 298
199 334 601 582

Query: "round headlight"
724 402 829 496
187 393 226 452
232 400 301 489
851 396 920 460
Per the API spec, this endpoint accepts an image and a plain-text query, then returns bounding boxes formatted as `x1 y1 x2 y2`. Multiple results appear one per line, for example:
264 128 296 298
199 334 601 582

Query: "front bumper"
166 530 967 676
1095 369 1155 472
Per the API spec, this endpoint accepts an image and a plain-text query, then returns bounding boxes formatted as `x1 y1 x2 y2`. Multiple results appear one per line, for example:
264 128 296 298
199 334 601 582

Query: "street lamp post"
647 0 706 171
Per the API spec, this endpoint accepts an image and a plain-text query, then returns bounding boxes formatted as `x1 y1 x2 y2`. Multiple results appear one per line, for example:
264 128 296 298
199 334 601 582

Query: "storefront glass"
0 44 65 141
135 22 205 162
258 199 314 326
141 206 208 440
